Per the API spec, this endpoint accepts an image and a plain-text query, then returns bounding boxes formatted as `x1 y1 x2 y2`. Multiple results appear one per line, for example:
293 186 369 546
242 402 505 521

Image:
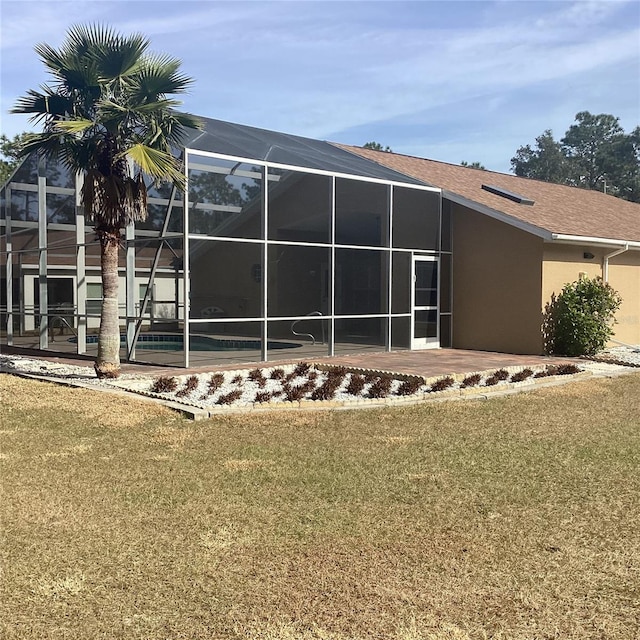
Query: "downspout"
602 243 636 349
602 243 629 282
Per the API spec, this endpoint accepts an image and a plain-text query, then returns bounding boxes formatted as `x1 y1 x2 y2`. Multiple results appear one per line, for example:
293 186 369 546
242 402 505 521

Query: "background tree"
598 125 640 202
0 132 34 185
511 130 571 183
188 171 244 235
363 141 392 152
460 160 486 170
1 131 74 223
511 112 640 202
561 111 625 190
12 24 201 378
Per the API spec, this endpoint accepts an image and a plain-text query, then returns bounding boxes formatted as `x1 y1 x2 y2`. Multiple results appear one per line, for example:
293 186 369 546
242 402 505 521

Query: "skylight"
481 184 534 205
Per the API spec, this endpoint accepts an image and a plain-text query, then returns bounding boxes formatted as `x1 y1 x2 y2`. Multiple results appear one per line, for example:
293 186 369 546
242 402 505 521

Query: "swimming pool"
71 334 302 351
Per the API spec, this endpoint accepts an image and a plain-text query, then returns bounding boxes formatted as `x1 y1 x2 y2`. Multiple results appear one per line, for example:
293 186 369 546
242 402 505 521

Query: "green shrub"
543 276 622 356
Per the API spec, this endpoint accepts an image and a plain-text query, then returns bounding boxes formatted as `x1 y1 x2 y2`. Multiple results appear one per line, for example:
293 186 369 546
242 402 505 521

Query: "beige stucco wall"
452 204 544 354
542 244 640 346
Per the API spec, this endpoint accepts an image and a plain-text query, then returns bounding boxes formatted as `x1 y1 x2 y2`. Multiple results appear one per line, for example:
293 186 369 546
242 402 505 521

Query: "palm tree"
12 24 201 378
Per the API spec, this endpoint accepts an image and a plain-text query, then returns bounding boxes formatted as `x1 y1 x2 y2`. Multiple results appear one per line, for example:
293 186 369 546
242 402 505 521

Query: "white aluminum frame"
181 148 445 363
1 145 447 368
410 255 439 349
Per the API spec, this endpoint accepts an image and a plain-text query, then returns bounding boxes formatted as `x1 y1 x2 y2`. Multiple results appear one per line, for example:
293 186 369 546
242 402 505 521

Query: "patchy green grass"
1 373 639 639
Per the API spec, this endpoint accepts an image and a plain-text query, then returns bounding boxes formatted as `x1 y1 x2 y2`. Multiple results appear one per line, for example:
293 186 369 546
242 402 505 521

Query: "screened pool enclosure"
1 118 452 367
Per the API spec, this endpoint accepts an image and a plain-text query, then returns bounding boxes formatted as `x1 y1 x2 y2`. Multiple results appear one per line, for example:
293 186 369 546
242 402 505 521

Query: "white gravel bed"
0 354 141 387
587 345 640 367
80 363 592 409
112 364 419 408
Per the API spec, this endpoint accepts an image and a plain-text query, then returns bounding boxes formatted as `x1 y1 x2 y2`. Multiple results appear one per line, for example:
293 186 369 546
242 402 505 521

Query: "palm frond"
35 35 101 95
82 168 148 226
125 143 184 186
170 111 203 131
15 131 63 159
95 100 129 119
63 23 104 56
154 110 203 147
93 31 149 80
33 42 70 79
14 23 199 226
58 135 103 174
132 98 183 114
17 130 93 176
54 118 95 134
58 64 101 98
11 87 72 119
133 54 193 98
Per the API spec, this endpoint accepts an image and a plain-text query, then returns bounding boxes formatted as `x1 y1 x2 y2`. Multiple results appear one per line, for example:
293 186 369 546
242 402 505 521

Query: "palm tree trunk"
95 228 121 378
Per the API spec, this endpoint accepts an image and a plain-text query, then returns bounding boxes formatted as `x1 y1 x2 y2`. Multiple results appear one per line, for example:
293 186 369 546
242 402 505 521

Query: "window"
139 284 153 315
86 283 102 316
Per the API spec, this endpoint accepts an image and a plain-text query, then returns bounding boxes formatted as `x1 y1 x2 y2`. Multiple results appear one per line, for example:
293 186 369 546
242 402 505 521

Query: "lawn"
1 373 639 639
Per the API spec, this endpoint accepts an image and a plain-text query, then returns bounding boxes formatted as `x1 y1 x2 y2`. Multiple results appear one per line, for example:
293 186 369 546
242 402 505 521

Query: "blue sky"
1 0 638 173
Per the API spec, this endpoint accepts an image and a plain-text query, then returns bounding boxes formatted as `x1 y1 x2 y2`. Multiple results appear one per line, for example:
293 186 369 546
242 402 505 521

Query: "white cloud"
534 0 631 29
1 0 637 170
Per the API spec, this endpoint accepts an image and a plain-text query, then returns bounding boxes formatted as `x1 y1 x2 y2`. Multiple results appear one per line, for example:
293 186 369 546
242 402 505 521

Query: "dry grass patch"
0 373 173 429
1 373 639 639
372 435 414 445
32 573 86 598
148 424 194 449
224 458 275 471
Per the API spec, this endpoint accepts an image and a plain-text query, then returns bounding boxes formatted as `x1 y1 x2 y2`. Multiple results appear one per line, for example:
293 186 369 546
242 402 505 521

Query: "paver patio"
1 345 581 380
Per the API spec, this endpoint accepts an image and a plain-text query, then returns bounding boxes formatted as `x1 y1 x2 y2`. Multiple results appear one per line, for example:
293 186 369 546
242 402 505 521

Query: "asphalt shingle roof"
338 144 640 245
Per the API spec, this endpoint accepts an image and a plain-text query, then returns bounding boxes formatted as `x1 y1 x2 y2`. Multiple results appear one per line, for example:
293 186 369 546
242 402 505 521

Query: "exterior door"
411 256 439 349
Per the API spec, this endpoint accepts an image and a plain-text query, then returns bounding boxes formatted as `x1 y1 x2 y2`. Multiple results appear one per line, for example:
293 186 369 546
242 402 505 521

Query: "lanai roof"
181 117 424 185
338 144 640 246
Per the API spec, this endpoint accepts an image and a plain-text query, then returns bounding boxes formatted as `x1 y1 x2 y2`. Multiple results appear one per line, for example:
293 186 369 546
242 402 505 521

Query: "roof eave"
443 191 552 240
445 193 640 248
549 234 640 250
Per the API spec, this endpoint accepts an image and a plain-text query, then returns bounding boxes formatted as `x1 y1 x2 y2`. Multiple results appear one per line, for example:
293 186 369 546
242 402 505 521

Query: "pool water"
72 334 301 352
